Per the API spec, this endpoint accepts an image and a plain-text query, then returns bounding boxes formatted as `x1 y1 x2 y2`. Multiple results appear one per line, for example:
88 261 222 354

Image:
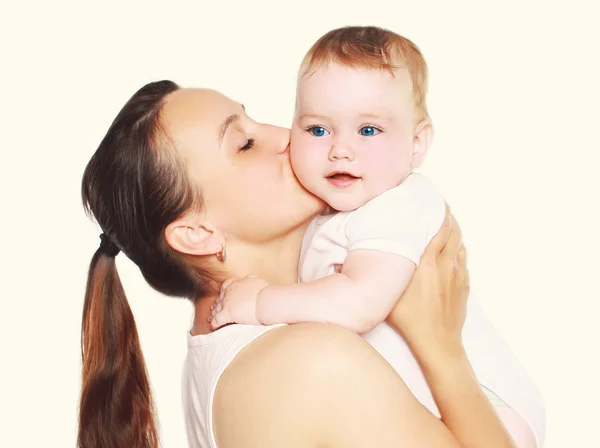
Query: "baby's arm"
210 252 414 331
256 250 415 333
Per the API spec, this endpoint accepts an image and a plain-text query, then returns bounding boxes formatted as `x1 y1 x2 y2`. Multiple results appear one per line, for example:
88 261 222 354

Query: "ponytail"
78 249 158 448
79 80 201 446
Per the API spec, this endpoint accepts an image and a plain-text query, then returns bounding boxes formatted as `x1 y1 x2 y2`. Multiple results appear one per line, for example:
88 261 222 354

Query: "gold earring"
215 243 226 262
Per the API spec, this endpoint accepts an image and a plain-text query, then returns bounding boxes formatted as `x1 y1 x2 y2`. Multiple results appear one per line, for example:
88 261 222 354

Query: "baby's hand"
210 275 269 329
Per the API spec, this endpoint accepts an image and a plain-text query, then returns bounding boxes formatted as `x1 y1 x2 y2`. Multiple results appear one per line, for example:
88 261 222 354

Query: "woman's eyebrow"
218 114 240 147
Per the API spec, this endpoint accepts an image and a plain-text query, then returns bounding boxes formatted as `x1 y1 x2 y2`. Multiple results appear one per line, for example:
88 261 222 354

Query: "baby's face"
291 62 422 212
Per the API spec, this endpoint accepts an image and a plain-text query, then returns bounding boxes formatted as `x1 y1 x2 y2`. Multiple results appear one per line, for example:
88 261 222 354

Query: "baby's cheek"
290 134 319 186
367 151 393 170
362 144 411 191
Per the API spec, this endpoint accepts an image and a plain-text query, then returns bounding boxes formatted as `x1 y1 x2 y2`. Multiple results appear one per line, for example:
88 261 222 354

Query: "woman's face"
161 88 324 244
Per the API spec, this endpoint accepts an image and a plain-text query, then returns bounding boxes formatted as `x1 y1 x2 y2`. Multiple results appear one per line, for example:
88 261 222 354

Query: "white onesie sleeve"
346 173 446 265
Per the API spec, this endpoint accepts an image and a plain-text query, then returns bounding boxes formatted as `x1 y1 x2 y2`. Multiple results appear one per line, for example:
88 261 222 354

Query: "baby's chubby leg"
496 406 538 448
462 294 545 447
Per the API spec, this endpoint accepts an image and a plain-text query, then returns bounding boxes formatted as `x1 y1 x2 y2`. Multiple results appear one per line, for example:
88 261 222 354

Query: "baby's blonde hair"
300 26 430 122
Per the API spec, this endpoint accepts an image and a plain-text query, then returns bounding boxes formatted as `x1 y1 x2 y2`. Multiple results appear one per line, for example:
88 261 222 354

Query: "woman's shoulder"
218 322 376 377
213 323 373 391
212 322 411 447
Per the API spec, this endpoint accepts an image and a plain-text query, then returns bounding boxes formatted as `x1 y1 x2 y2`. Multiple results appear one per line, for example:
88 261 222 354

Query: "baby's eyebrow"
297 113 393 123
296 113 330 122
358 113 393 122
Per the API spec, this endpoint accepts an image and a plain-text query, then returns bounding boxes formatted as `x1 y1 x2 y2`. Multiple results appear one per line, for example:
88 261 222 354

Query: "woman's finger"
456 244 470 295
457 244 467 266
440 214 462 262
423 203 452 258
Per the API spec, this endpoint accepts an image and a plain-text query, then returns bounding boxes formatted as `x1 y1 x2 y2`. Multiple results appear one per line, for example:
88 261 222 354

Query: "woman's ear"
165 215 225 257
412 119 434 169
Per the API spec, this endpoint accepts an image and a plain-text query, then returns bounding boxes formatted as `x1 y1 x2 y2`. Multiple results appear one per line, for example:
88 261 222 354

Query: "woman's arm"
213 322 464 448
387 206 517 448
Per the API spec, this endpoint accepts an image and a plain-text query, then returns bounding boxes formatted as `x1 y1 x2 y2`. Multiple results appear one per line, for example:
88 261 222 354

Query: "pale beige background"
1 0 598 446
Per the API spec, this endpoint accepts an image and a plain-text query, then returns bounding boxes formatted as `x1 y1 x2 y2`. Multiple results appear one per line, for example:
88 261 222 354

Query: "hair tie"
99 233 121 257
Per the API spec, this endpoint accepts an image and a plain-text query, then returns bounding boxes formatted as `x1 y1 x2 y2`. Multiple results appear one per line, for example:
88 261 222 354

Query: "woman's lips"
326 172 360 188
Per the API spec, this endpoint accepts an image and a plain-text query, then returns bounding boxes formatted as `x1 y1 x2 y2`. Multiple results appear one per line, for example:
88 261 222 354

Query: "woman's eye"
240 138 255 151
359 126 380 137
308 126 330 137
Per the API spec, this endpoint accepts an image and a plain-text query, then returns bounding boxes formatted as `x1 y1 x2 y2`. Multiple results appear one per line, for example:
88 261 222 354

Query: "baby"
209 27 545 445
211 26 444 336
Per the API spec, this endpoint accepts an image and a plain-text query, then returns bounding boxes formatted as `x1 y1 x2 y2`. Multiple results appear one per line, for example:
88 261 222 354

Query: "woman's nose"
265 125 291 154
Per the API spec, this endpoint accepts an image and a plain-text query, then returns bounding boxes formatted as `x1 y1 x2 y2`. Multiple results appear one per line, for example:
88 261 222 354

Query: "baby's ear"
412 119 434 168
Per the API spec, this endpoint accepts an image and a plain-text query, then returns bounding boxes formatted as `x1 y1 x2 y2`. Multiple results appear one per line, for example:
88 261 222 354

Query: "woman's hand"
387 205 518 448
386 204 469 358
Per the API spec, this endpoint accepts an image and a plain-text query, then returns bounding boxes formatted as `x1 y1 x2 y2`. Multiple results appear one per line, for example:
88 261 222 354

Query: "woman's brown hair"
79 80 211 447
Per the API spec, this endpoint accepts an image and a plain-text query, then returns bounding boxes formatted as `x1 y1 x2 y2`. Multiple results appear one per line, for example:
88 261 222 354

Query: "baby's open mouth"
326 172 361 188
327 172 359 181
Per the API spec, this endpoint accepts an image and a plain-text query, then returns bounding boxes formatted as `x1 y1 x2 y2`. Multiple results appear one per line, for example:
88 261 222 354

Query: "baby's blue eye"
309 127 329 137
360 126 379 136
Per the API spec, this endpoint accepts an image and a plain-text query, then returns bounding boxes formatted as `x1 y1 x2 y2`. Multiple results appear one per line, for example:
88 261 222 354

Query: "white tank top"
181 308 545 447
182 324 284 448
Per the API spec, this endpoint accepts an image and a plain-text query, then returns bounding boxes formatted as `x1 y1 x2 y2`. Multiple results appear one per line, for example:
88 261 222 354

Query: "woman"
79 81 543 447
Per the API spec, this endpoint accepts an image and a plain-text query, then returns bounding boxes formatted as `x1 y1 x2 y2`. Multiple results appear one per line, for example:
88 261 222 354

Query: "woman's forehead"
162 88 241 148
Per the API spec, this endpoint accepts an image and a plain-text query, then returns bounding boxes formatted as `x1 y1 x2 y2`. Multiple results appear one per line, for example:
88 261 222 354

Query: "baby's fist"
210 275 269 329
